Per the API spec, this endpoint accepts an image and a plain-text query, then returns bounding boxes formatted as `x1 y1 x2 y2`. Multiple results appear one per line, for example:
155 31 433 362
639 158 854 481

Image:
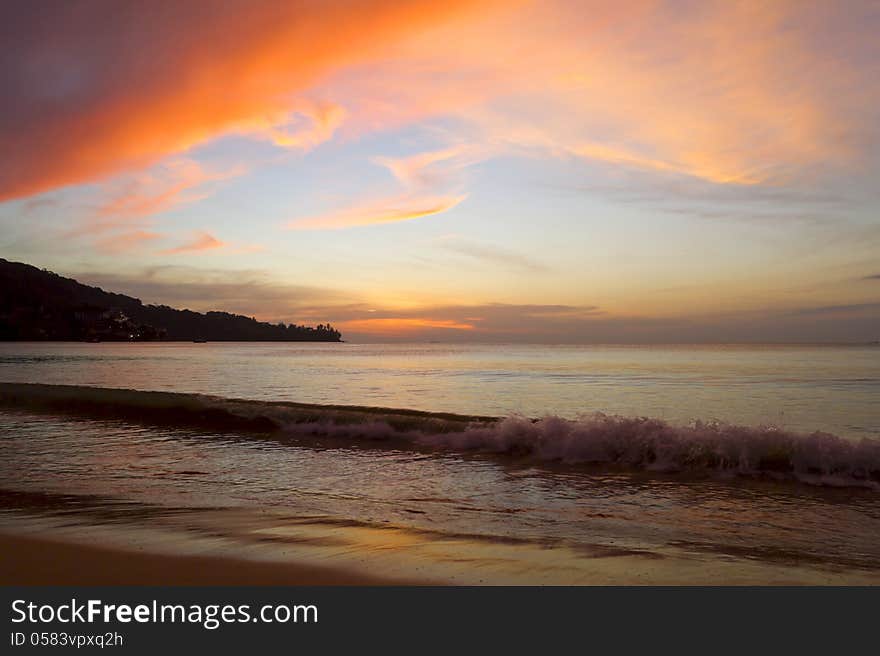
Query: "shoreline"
5 525 880 586
0 532 423 586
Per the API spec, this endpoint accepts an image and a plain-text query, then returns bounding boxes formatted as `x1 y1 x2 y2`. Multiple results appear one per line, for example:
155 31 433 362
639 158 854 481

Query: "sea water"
1 342 879 583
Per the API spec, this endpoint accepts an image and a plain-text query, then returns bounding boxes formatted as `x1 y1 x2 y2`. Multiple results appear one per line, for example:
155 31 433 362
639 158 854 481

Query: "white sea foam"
3 382 878 488
272 411 880 487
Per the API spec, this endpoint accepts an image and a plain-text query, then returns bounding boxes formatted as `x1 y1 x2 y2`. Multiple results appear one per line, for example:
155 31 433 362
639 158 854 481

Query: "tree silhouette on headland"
0 259 342 342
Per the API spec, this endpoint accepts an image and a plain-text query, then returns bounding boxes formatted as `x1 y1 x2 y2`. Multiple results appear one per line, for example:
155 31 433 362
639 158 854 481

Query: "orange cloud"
0 0 489 201
309 0 877 186
62 159 243 255
260 101 347 150
339 318 475 335
570 143 763 186
95 230 164 254
288 142 478 230
373 144 487 188
288 194 466 230
96 159 242 220
161 231 225 255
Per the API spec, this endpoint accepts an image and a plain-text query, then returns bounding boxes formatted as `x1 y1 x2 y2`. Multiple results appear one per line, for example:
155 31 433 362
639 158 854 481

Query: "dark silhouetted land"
0 258 341 342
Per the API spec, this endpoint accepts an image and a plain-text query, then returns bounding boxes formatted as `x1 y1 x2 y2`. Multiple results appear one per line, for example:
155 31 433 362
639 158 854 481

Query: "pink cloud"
288 193 466 230
161 231 226 255
95 230 164 254
258 101 347 150
95 159 243 220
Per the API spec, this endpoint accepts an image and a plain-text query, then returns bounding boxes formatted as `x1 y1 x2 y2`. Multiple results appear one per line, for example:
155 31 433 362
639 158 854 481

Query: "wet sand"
0 533 420 586
5 518 880 586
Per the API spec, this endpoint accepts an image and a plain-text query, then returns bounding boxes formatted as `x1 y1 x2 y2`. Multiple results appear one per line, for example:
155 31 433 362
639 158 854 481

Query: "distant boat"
192 338 208 343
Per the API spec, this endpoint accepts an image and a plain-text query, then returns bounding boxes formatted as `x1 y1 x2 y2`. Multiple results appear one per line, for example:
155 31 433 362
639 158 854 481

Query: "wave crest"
2 382 878 488
413 414 880 485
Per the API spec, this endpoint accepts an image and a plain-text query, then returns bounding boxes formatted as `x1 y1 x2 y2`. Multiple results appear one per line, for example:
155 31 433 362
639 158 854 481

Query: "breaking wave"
2 382 878 488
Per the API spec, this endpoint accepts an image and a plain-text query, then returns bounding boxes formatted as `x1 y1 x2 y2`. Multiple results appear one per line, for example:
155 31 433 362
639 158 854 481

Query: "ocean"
1 342 879 584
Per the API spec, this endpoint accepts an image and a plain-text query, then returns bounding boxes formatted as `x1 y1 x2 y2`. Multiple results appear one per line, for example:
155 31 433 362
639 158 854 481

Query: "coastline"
0 532 422 586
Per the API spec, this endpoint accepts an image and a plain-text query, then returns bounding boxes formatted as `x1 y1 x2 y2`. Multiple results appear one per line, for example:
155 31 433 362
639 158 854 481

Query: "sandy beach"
5 512 880 586
0 533 417 586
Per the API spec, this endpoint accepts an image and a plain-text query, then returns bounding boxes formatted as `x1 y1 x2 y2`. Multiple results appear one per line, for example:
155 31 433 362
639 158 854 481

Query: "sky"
1 0 879 343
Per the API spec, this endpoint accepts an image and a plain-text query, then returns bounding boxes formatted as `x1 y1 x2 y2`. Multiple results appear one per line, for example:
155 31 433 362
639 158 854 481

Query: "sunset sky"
2 0 879 342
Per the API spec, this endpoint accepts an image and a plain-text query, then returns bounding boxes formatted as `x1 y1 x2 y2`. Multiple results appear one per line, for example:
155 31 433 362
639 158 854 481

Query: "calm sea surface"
1 342 879 584
0 342 877 437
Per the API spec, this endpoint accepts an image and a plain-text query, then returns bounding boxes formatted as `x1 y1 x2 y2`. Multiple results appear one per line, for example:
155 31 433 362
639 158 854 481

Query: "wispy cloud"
94 230 164 254
309 0 879 191
95 159 242 221
571 143 762 186
373 144 487 188
58 159 246 256
160 231 226 255
435 235 550 272
342 317 477 334
258 101 346 150
789 302 880 317
288 143 480 229
289 193 466 230
334 302 607 340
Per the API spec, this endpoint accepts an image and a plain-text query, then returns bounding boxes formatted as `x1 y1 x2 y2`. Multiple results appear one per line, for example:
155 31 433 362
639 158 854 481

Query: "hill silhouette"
0 258 342 342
